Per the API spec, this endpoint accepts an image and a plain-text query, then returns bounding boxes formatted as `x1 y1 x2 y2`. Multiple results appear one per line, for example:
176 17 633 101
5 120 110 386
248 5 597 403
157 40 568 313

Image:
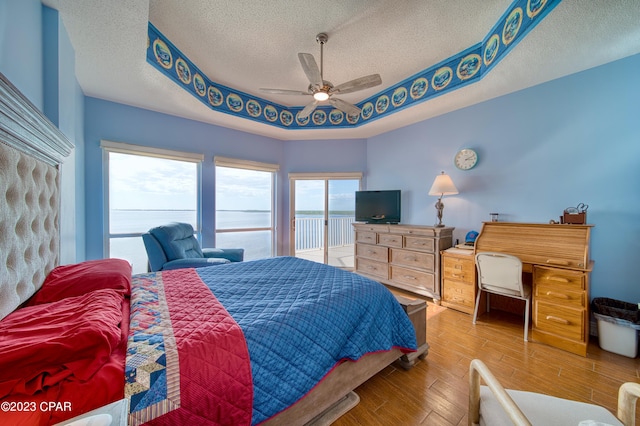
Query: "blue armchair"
142 222 244 272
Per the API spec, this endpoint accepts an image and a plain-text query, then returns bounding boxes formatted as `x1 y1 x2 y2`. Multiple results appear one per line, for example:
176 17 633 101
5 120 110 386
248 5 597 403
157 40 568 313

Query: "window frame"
101 140 204 257
214 156 279 258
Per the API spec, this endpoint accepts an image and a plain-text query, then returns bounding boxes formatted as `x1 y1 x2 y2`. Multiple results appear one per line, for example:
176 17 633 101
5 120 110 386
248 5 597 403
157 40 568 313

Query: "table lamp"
428 171 458 227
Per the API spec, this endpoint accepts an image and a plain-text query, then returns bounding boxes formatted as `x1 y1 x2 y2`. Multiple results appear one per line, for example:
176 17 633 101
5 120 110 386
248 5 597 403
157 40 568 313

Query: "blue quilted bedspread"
196 256 417 424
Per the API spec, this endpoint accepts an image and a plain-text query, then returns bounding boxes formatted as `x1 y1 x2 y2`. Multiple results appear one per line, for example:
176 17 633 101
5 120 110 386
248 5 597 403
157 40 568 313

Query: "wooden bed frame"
0 71 427 425
267 294 430 425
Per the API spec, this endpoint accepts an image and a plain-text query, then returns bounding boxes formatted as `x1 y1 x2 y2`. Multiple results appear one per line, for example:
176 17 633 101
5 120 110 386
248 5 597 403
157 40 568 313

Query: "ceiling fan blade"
298 100 319 119
329 97 361 116
298 53 323 87
259 88 311 95
330 74 382 95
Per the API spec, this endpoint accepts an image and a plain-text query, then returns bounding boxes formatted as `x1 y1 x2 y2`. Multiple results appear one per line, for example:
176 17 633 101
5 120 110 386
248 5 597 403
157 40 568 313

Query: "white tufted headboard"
0 72 73 320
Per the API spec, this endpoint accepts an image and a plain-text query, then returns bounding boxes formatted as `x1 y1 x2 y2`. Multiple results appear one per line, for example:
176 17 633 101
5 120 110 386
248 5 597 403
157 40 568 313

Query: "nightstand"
54 398 128 426
441 248 477 314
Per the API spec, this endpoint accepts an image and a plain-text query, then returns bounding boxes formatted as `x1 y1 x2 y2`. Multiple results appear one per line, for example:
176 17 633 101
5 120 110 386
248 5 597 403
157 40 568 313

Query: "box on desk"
562 211 586 224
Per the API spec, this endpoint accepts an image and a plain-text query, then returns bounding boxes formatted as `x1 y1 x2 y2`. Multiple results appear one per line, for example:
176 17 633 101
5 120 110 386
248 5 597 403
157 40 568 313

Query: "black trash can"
592 298 640 358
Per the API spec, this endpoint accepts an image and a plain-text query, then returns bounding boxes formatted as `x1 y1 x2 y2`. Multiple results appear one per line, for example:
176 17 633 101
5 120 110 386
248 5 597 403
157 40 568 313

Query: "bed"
0 71 421 425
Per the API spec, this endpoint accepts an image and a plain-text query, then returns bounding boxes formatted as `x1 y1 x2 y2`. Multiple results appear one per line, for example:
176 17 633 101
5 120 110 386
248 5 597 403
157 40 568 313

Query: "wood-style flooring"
333 296 640 425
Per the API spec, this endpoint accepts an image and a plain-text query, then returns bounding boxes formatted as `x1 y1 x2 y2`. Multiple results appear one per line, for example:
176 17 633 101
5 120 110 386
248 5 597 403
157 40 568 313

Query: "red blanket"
126 268 253 425
0 289 129 425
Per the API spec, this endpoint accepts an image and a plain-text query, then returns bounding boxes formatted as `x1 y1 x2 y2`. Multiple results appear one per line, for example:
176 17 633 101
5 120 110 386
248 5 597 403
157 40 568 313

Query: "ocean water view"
110 209 355 274
110 209 278 233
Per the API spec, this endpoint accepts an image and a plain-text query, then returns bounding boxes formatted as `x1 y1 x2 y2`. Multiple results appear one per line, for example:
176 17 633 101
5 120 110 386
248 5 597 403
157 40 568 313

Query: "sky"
294 179 359 211
109 153 197 210
109 153 358 212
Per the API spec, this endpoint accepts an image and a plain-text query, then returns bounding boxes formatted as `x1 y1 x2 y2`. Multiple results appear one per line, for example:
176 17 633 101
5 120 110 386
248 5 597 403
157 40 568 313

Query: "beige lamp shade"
428 171 459 196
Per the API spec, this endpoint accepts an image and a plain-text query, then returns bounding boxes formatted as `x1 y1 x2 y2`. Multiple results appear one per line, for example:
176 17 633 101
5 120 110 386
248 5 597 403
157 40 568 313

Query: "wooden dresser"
353 223 453 300
474 222 593 356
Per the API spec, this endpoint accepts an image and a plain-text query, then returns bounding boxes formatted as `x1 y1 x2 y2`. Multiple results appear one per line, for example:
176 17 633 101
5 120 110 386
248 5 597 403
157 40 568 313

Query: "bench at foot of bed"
394 295 429 370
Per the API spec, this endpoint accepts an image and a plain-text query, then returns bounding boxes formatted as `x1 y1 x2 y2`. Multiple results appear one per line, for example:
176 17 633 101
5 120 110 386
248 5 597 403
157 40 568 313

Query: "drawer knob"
546 259 570 266
545 315 570 325
403 275 416 280
545 276 570 283
545 291 569 299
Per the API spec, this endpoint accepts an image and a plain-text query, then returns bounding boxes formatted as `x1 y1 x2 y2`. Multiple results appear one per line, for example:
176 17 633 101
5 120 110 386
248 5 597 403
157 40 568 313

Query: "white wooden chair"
469 358 640 426
473 252 531 341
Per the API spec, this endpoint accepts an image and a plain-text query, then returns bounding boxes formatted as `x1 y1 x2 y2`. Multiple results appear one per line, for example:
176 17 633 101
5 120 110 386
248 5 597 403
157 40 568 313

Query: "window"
214 156 278 260
102 141 203 274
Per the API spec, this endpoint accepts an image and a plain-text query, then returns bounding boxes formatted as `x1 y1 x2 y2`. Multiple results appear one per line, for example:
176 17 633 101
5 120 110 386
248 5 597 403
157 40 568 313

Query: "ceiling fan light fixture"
313 91 330 101
260 32 382 119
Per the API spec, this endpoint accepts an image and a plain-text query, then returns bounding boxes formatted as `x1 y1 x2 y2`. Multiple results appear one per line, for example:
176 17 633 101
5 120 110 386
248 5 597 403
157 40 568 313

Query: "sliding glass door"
289 174 361 268
327 179 360 267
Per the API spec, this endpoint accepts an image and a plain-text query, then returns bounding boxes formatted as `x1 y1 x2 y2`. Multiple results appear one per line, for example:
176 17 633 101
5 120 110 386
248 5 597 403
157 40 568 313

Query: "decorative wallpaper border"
146 0 559 130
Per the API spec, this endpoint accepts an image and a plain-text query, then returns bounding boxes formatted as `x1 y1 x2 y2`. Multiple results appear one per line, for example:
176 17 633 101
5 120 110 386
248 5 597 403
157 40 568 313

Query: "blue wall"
0 0 84 264
42 5 85 263
0 0 43 108
367 53 640 303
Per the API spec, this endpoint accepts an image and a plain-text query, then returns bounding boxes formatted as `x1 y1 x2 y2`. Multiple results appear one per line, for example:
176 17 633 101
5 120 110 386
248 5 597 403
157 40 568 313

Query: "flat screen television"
355 190 401 224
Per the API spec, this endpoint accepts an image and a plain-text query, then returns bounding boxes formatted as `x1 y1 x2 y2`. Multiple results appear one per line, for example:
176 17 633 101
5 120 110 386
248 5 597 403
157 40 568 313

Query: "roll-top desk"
353 223 454 300
474 222 593 356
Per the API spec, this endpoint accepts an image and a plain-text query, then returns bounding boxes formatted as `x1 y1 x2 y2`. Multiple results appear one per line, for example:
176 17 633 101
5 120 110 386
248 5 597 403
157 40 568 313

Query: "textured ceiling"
44 0 640 140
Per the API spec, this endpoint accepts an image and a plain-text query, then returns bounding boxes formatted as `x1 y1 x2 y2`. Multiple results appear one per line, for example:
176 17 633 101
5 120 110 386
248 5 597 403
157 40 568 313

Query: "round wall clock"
454 148 478 170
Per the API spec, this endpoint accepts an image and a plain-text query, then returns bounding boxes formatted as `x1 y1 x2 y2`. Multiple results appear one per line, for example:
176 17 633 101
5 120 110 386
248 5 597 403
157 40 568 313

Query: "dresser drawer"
534 266 585 291
534 301 585 341
442 279 475 308
356 243 388 262
354 224 389 233
356 258 388 280
390 265 435 292
391 248 434 271
443 257 475 283
356 231 377 245
393 226 435 237
404 236 435 252
378 233 403 248
535 281 585 308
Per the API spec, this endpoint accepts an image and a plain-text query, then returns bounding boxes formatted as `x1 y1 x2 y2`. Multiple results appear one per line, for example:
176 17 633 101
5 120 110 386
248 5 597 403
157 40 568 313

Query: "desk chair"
469 358 640 426
473 252 531 341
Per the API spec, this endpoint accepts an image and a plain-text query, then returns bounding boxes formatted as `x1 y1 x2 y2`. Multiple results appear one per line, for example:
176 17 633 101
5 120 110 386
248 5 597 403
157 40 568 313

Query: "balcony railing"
295 216 355 251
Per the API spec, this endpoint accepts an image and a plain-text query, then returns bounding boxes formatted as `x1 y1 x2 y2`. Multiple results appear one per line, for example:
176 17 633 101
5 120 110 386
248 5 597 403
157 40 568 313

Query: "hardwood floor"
333 297 640 425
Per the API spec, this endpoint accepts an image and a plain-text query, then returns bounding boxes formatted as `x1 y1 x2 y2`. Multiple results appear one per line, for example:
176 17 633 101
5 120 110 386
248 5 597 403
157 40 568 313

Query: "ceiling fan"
260 33 382 119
